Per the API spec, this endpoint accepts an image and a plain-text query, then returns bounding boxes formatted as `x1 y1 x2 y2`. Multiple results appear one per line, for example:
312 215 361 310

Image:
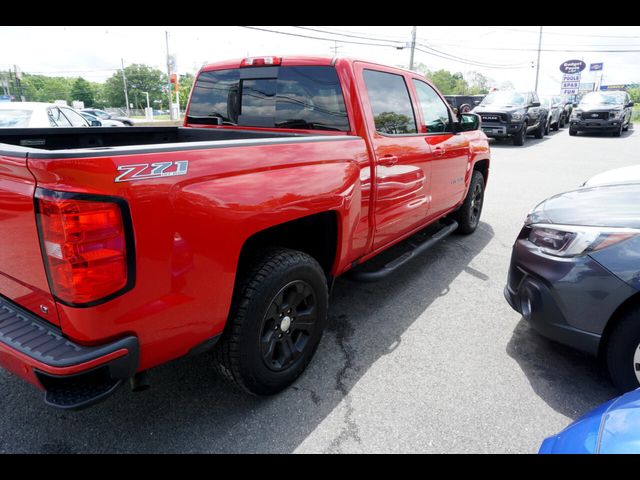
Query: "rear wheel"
513 123 527 146
606 305 640 392
213 248 328 395
451 170 485 235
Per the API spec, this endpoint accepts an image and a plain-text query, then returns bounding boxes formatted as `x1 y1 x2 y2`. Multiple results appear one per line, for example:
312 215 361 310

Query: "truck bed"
0 126 319 157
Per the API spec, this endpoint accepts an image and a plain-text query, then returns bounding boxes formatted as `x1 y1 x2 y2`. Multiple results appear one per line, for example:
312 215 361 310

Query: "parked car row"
471 90 633 145
0 102 133 128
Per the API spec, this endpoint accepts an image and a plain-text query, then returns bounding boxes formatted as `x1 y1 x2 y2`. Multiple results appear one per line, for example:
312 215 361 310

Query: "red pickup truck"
0 56 490 409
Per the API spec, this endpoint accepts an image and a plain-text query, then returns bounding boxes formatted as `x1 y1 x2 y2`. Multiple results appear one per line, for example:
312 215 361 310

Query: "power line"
484 26 640 39
413 46 531 69
238 26 405 49
416 43 531 68
313 26 409 42
291 26 405 46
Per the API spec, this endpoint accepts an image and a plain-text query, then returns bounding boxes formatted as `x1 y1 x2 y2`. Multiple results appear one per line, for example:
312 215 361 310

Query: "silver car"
0 102 98 128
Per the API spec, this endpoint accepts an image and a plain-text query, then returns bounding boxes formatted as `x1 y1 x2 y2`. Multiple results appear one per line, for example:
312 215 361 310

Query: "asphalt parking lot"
0 126 637 453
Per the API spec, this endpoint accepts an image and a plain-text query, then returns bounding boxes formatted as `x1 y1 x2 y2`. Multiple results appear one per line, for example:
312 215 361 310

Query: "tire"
606 305 640 392
569 127 577 136
623 121 630 132
613 124 623 137
213 248 328 395
559 115 565 129
451 170 485 235
513 123 527 146
552 118 559 131
534 118 545 139
545 118 551 135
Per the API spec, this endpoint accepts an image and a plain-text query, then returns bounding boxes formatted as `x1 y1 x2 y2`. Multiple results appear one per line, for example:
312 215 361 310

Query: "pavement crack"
326 314 361 453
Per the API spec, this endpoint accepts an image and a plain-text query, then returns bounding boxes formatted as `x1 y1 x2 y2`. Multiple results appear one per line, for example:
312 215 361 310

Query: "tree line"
11 64 194 111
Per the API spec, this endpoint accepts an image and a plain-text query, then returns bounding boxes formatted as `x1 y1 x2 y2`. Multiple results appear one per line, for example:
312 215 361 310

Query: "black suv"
569 91 634 137
472 90 548 146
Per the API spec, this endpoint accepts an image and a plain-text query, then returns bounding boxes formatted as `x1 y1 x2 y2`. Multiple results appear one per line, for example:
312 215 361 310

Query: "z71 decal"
115 161 189 182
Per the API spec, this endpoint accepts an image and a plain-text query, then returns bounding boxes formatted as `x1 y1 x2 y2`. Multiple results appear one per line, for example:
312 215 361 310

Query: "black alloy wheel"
260 280 317 372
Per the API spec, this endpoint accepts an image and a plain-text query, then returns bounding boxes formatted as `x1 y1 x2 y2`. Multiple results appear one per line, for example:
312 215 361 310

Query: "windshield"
480 91 528 107
0 109 32 127
580 92 624 106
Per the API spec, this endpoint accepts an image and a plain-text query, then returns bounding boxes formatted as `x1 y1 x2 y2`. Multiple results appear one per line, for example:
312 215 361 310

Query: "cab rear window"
187 66 350 132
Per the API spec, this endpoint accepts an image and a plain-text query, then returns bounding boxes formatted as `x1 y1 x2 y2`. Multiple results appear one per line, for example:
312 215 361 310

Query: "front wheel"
451 170 485 235
534 118 545 139
213 248 328 395
569 127 578 136
607 305 640 392
513 124 527 146
613 124 623 137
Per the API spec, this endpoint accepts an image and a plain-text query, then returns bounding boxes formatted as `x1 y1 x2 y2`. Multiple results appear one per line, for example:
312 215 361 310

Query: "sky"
1 26 640 95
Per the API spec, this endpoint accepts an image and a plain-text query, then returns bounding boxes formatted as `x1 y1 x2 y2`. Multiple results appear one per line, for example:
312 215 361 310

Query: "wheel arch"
598 291 640 358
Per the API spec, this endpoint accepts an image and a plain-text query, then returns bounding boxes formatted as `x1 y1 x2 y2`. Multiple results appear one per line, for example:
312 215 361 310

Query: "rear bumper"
0 295 138 410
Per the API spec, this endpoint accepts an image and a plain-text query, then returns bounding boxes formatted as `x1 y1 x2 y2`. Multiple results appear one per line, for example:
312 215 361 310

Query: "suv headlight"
611 110 624 119
526 224 639 257
571 110 582 119
510 109 526 121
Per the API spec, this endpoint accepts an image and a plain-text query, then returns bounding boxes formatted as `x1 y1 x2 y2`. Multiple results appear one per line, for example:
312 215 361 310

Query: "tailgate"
0 153 59 325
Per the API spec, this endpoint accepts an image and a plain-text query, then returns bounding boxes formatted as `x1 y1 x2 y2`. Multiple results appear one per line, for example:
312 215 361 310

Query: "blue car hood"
540 388 640 454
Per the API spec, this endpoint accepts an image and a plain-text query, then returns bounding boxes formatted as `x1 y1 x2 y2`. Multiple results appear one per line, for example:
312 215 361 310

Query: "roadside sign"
561 81 580 89
600 84 627 91
590 63 603 71
559 60 586 74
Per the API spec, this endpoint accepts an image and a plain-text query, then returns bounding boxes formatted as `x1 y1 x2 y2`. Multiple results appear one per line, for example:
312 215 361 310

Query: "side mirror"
458 113 480 132
627 101 635 108
90 120 102 127
531 101 541 107
572 103 578 108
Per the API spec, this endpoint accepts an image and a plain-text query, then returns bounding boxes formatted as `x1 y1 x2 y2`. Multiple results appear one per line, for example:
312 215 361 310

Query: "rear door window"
363 69 417 135
188 65 350 132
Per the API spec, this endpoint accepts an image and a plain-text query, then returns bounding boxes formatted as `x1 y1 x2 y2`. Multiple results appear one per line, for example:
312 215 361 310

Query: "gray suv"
472 90 548 146
569 91 634 137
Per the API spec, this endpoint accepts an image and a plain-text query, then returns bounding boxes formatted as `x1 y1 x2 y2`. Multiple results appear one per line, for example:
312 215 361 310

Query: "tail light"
240 56 282 67
35 189 135 307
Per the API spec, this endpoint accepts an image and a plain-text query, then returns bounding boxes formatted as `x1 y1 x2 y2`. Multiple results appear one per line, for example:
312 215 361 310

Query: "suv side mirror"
627 101 635 108
531 101 541 107
457 113 480 132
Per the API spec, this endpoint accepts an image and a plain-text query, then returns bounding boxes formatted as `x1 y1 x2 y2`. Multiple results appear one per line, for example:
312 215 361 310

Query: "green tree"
427 69 468 95
103 64 167 109
70 77 95 106
628 85 640 104
21 74 74 103
465 71 492 95
178 73 195 110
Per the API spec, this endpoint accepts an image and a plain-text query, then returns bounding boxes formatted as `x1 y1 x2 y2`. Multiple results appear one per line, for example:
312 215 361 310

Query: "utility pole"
121 58 130 117
14 65 23 101
331 41 341 56
166 31 175 120
534 26 543 93
409 26 417 71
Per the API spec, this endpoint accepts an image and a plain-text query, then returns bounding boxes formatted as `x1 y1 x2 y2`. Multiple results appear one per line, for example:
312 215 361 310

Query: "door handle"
433 147 446 156
379 155 398 167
